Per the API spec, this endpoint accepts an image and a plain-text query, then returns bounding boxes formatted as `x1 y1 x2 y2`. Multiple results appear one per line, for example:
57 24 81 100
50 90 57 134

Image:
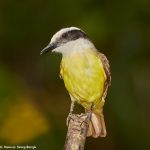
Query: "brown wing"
99 52 111 98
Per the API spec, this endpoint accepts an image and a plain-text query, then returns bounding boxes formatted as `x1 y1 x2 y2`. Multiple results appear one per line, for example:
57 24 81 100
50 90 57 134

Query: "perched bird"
40 27 111 138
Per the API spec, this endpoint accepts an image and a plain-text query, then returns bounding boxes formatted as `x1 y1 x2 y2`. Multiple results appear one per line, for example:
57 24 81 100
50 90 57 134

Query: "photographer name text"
0 145 36 149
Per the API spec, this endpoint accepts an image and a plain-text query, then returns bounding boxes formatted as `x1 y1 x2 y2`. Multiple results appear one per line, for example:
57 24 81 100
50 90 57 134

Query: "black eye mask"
59 29 89 43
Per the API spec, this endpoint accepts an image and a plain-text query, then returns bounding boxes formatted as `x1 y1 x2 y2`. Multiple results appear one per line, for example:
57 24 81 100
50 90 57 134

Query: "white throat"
52 38 96 56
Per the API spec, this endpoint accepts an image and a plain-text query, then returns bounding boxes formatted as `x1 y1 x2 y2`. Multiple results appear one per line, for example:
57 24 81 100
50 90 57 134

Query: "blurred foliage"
0 0 150 150
0 99 49 144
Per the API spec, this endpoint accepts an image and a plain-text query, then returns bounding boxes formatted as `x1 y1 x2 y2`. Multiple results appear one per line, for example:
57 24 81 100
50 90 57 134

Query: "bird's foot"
66 113 74 126
80 103 94 127
80 111 92 127
66 101 75 126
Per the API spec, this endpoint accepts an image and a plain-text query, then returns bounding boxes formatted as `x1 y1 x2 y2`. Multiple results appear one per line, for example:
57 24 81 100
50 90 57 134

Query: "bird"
40 27 111 138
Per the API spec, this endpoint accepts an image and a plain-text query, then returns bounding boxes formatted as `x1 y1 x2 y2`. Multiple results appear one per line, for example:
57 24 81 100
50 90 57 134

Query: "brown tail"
87 112 106 138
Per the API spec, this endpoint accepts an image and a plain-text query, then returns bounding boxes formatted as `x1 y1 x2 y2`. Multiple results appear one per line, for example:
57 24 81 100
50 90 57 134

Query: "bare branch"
64 113 91 150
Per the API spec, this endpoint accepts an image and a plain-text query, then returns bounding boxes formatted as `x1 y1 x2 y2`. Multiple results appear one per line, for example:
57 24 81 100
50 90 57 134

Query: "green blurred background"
0 0 150 149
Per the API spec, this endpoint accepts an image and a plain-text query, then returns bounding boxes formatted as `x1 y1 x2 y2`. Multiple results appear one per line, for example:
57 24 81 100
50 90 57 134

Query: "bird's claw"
66 113 73 126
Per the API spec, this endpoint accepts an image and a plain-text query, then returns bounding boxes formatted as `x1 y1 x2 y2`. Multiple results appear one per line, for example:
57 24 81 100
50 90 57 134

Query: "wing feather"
98 52 111 98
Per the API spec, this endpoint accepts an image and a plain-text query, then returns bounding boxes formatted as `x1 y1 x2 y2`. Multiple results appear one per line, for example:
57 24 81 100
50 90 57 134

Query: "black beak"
40 43 57 55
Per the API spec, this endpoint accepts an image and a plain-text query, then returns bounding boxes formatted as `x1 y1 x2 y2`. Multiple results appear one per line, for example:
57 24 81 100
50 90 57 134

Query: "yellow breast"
60 49 106 110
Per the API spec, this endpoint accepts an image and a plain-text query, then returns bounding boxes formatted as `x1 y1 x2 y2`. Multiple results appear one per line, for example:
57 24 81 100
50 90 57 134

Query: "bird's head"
40 27 95 55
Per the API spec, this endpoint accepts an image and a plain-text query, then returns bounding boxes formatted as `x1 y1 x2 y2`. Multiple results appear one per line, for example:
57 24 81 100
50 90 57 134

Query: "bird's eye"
62 33 68 39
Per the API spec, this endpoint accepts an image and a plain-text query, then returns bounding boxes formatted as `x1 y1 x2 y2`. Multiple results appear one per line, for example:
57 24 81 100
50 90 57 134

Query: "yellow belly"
60 50 106 110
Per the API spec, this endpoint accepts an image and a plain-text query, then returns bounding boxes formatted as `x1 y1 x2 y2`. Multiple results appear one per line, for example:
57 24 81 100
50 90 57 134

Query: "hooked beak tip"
40 49 46 55
40 43 57 56
40 47 48 55
40 51 44 55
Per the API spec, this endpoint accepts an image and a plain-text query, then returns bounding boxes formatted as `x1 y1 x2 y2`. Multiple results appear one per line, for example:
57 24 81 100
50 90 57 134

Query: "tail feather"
87 112 106 138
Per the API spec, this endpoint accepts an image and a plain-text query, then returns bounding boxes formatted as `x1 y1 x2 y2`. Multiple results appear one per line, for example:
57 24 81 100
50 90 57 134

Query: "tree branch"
64 113 91 150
